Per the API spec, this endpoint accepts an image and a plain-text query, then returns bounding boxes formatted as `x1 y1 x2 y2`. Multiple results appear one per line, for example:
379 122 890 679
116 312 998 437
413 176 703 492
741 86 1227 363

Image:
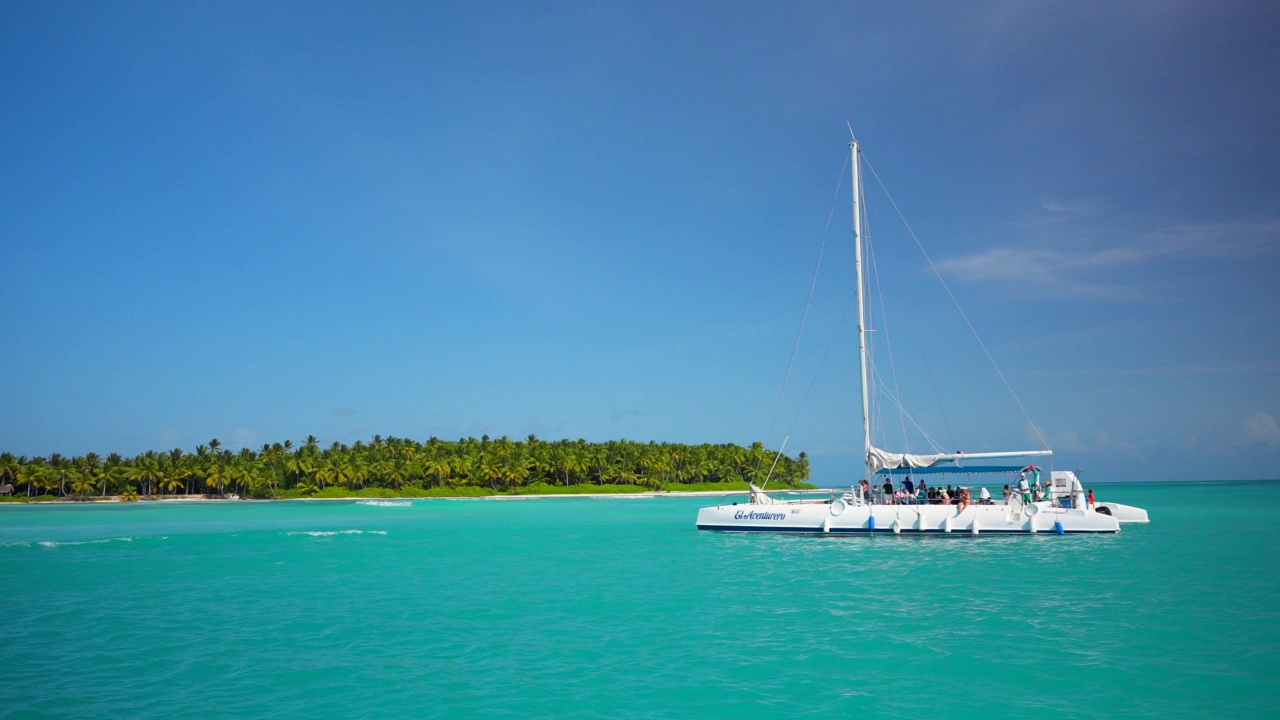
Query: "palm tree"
452 456 473 487
477 454 501 491
258 444 282 496
228 465 252 496
70 472 96 499
385 462 410 490
0 452 20 498
285 455 312 489
314 463 335 490
128 453 163 498
423 457 451 488
339 459 361 489
22 465 50 497
161 473 186 496
204 463 229 496
500 457 528 490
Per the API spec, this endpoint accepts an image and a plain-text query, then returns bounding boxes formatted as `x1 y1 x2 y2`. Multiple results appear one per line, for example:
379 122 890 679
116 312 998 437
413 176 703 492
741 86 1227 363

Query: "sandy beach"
4 488 833 504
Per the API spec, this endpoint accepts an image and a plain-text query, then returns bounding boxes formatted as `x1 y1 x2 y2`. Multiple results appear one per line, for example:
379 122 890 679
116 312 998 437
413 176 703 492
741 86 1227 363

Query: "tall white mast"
851 140 872 480
846 139 1051 474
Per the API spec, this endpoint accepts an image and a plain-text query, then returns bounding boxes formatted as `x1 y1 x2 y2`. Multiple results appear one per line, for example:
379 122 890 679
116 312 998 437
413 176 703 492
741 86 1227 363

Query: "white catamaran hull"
697 501 1120 534
1093 502 1149 523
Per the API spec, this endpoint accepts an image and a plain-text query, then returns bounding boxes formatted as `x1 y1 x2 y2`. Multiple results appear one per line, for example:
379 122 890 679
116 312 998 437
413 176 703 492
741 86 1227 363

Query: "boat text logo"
733 510 787 521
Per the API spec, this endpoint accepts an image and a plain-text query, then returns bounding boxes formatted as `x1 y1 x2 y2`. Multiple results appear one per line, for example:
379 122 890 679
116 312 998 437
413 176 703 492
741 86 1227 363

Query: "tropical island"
0 435 815 502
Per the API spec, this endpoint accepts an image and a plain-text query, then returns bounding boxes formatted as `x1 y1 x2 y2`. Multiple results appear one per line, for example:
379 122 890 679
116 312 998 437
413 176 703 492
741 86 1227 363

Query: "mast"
851 140 872 479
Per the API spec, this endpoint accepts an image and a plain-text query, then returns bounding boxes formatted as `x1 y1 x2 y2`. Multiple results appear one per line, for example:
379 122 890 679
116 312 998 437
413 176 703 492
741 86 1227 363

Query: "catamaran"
696 139 1148 535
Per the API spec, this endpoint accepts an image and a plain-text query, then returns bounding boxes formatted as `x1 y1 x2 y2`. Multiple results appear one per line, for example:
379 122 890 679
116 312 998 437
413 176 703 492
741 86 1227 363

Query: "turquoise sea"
2 481 1277 719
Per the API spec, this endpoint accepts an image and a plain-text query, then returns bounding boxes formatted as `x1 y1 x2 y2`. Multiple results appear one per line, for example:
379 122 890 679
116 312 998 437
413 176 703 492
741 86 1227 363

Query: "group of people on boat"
853 470 1098 511
1012 466 1091 506
855 477 995 507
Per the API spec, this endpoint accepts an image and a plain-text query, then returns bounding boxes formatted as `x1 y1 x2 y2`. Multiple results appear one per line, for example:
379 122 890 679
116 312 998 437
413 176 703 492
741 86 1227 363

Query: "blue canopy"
875 465 1025 475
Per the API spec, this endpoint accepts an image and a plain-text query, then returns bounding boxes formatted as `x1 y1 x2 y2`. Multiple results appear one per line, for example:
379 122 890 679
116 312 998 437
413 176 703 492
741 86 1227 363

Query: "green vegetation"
0 436 814 501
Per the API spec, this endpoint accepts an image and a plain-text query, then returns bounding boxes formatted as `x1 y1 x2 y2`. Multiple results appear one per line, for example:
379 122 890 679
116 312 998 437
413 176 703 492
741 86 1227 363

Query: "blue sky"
3 1 1278 482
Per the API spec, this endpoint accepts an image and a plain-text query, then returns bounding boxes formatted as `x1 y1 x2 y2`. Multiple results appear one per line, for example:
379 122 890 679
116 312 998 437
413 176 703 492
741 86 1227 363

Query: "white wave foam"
356 500 412 507
286 529 388 537
589 495 656 500
34 536 135 548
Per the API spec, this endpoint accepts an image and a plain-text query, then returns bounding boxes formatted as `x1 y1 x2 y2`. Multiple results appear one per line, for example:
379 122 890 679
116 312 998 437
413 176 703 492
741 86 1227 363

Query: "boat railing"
715 493 752 508
714 488 839 509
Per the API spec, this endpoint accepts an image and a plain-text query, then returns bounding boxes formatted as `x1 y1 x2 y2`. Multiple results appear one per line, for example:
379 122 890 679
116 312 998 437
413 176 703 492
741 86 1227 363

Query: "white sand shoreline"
2 488 831 505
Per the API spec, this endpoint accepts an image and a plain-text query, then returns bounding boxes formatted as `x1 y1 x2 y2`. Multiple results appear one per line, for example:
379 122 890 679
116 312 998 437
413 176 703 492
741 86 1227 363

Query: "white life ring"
1024 503 1040 517
829 498 847 516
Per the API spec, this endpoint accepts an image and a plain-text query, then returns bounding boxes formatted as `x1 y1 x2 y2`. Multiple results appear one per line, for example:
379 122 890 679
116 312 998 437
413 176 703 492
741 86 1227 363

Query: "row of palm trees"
0 435 812 499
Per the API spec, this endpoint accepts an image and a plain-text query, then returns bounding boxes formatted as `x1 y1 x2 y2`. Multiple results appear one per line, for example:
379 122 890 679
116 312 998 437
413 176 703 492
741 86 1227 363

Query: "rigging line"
763 152 850 458
860 154 1051 450
869 184 958 451
909 305 957 451
782 296 856 440
759 436 789 490
868 283 887 454
870 371 947 453
863 175 911 453
868 311 889 455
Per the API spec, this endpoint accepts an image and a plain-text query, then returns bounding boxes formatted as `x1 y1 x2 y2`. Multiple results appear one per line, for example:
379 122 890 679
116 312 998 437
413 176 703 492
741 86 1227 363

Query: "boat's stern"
1094 502 1149 523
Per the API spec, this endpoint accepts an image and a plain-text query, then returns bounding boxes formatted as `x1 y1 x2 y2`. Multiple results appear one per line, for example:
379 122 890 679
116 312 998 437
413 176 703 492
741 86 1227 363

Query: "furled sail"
748 483 778 505
867 446 946 474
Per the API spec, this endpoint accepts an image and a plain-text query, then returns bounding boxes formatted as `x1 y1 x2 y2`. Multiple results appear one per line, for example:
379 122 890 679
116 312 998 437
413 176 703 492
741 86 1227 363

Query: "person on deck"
1002 485 1012 503
1088 488 1096 508
882 478 894 505
938 487 950 506
956 487 971 514
979 486 991 505
1019 473 1031 503
903 476 915 503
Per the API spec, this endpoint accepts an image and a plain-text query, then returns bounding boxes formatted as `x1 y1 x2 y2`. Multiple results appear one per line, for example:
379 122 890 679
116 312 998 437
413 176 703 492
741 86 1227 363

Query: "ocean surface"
1 481 1276 719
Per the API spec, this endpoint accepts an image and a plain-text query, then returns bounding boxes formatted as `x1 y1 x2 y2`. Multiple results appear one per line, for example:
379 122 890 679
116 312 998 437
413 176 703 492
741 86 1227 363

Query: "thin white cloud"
521 418 566 437
1052 430 1086 452
1093 430 1137 454
1040 197 1100 216
1244 412 1280 448
230 427 256 450
1020 362 1280 378
939 217 1280 299
1036 427 1144 455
